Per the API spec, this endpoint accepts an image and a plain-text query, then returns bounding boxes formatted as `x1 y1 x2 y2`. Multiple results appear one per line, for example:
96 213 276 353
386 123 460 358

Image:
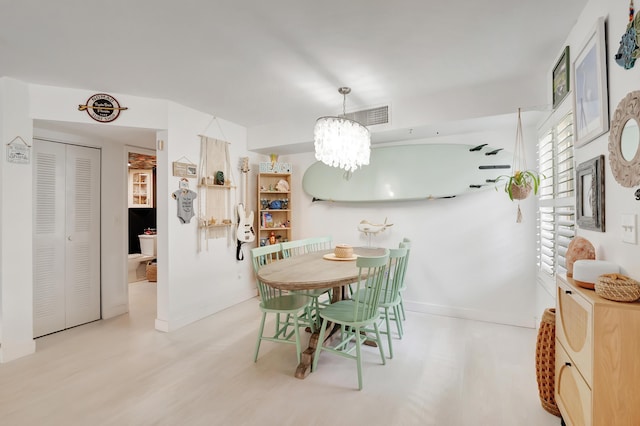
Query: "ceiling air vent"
344 105 389 126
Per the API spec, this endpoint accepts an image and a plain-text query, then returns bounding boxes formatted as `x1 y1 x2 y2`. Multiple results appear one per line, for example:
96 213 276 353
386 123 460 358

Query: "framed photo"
552 46 570 109
576 155 605 232
572 17 609 147
172 161 198 178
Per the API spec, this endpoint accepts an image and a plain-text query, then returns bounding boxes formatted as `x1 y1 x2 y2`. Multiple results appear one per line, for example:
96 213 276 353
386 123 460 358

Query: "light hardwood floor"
0 281 561 426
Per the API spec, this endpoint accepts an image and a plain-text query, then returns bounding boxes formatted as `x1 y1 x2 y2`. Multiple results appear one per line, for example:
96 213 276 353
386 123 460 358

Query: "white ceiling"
0 1 587 147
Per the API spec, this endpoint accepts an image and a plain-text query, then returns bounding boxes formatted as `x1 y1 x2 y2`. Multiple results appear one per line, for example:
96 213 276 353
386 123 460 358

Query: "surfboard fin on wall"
485 148 504 156
469 144 488 152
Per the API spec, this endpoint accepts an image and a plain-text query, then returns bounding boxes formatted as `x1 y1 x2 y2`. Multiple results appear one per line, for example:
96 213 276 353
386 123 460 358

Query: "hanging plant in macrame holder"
497 108 542 223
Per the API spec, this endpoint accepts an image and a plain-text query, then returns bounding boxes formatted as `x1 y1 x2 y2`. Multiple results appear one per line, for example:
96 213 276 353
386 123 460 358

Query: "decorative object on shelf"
595 273 640 302
215 171 225 185
314 86 371 173
552 46 570 109
268 200 283 209
576 155 605 232
573 259 620 289
573 17 609 148
608 90 640 187
259 161 292 173
269 231 276 245
535 308 561 418
78 93 128 123
495 108 541 223
276 179 289 192
614 0 640 69
565 236 595 277
5 135 30 164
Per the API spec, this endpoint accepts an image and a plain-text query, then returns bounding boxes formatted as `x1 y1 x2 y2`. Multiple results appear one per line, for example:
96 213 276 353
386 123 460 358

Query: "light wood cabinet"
555 275 640 425
257 172 291 245
129 169 153 208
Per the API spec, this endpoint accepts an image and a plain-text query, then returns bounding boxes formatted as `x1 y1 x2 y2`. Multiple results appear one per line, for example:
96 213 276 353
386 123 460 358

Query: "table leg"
294 285 342 379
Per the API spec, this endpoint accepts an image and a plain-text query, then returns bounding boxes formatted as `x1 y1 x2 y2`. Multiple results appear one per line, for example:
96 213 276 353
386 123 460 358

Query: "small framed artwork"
552 46 570 109
572 17 609 147
576 155 605 232
172 161 198 178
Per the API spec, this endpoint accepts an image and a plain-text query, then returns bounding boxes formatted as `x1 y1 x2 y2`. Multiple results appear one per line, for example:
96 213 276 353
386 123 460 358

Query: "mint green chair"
251 244 312 363
398 238 412 321
311 250 389 390
281 239 329 331
358 247 407 359
303 235 332 252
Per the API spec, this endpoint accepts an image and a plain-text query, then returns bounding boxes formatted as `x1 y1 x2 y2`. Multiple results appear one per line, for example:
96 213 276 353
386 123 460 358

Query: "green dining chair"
303 235 333 252
281 239 329 331
358 247 408 359
251 244 312 363
398 238 412 321
311 250 389 390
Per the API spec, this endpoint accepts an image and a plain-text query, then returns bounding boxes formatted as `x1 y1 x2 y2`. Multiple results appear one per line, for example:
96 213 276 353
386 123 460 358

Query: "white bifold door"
33 140 101 338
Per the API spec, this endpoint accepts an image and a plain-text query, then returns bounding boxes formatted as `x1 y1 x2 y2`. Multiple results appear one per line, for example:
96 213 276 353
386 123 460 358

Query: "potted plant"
497 169 542 201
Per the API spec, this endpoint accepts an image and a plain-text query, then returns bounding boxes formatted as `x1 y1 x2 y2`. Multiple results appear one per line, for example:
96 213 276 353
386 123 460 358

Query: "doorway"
126 146 157 285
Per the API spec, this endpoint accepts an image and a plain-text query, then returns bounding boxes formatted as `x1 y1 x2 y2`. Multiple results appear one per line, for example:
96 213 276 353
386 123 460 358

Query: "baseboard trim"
0 339 36 363
405 300 536 329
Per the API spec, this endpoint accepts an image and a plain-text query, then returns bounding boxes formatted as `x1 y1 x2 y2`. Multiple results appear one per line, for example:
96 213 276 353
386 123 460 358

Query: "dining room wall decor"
572 17 609 148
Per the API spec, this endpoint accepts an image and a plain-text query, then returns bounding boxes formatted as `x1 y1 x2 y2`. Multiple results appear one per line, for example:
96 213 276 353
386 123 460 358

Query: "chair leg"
312 318 329 372
254 312 267 362
399 297 406 321
373 322 386 366
355 326 363 391
293 314 302 364
394 305 404 338
384 307 393 359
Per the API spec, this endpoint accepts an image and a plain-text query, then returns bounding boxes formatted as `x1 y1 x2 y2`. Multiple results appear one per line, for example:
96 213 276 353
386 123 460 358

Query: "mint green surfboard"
302 143 512 202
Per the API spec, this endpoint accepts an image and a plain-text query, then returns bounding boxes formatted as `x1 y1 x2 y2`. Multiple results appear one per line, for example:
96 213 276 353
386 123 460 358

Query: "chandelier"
314 87 371 172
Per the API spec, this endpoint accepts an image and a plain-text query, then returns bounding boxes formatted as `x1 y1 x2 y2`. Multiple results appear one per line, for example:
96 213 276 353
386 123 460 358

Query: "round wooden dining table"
256 246 386 378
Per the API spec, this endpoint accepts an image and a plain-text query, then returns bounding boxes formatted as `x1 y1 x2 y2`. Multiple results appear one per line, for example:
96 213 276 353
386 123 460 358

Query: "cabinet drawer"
556 277 593 385
556 343 592 426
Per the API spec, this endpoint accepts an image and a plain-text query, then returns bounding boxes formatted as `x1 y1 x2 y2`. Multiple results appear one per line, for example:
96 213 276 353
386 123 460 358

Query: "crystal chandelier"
314 87 371 172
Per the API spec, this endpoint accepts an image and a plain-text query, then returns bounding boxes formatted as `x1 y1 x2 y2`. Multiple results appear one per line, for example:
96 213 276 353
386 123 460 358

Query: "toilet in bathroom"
128 234 157 282
138 234 157 256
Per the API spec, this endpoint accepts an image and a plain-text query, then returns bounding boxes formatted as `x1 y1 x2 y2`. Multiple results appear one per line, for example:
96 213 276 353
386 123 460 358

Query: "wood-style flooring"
0 281 562 425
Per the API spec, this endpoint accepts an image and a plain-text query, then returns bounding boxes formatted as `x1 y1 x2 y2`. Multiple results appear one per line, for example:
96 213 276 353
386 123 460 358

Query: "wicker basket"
535 308 561 417
595 273 640 302
146 261 157 282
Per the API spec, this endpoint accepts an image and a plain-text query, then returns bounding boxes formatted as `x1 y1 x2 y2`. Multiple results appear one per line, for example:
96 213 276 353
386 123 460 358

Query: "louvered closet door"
33 141 101 338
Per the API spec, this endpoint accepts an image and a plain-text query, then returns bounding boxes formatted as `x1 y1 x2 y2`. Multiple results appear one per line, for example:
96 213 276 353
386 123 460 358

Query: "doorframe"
124 145 157 294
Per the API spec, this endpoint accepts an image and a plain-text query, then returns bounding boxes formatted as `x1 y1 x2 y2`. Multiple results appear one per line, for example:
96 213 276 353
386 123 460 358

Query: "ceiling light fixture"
314 87 371 172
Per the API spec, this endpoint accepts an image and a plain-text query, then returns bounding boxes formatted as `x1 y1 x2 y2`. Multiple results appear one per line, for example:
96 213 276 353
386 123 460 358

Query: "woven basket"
334 244 354 259
510 182 532 200
535 308 561 417
146 262 157 282
595 273 640 302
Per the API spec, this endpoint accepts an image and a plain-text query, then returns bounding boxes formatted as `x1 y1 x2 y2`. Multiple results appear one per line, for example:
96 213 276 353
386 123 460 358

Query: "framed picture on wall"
553 46 570 109
572 17 609 147
576 155 605 232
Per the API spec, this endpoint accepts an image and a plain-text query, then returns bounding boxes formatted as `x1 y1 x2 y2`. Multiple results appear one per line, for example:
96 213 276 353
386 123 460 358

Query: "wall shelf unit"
258 171 292 245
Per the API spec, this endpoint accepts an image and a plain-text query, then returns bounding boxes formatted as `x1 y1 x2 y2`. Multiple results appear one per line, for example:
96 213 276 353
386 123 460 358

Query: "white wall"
549 0 640 279
0 78 36 362
281 123 541 328
0 80 257 362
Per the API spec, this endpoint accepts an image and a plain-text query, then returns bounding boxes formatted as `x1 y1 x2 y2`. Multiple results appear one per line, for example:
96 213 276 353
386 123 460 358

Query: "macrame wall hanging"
198 135 235 251
615 0 640 69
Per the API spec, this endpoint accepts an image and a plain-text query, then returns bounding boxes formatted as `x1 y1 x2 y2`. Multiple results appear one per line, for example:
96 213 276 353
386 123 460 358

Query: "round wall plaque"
79 93 128 123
